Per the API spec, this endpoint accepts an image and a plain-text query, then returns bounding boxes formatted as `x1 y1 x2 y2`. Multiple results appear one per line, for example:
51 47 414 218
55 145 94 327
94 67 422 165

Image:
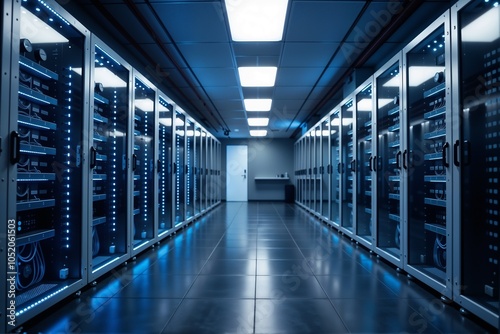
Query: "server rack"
194 126 202 215
329 109 341 226
402 11 453 299
207 136 214 209
217 141 222 204
131 73 156 255
2 1 89 331
373 52 404 267
312 124 320 214
320 118 330 220
354 78 374 248
185 118 195 221
340 98 355 235
174 111 185 225
452 0 500 326
88 36 131 281
157 95 173 237
0 2 11 331
200 129 207 213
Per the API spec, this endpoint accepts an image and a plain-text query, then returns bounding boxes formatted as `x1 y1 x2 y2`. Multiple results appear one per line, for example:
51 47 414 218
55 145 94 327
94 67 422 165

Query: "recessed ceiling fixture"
238 67 277 87
244 98 272 111
225 0 289 42
250 130 268 137
247 117 269 126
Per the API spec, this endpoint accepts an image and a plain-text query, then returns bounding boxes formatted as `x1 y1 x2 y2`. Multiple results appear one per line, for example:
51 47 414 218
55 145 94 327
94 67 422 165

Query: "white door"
226 145 248 201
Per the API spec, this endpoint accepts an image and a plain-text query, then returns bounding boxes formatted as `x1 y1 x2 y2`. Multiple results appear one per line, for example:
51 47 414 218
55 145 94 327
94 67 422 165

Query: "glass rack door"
375 57 403 264
314 124 321 214
89 42 129 277
158 97 172 236
194 126 202 216
11 0 86 322
200 130 207 212
132 77 155 251
321 119 330 218
305 134 312 210
356 83 373 244
341 99 354 232
174 111 185 225
186 119 195 220
405 16 451 295
453 0 500 326
329 110 341 226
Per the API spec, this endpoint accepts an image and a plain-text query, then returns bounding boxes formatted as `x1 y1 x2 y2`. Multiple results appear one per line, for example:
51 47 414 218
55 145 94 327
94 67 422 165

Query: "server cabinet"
207 136 214 208
298 140 304 205
403 12 452 298
88 37 131 281
200 129 207 212
341 99 354 234
452 0 500 327
194 126 202 215
320 118 330 219
355 79 374 247
4 1 89 330
0 2 12 331
217 141 222 204
374 53 404 267
174 111 186 225
185 118 195 220
313 124 321 214
132 74 156 254
296 140 302 205
157 96 173 237
329 110 341 226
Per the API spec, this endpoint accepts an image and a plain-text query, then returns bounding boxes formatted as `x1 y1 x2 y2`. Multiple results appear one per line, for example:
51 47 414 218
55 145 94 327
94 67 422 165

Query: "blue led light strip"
37 0 70 25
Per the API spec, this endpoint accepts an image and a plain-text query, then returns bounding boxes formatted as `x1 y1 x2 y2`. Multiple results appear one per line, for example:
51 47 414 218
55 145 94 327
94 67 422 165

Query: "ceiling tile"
286 1 366 42
232 43 283 57
151 2 228 43
204 86 241 100
177 43 233 68
281 43 340 67
191 68 238 87
276 67 325 87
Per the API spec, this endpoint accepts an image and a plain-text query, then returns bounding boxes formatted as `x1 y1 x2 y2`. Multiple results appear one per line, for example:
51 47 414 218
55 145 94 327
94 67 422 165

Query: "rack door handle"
173 162 177 174
90 146 97 169
10 131 20 164
463 140 470 166
369 156 373 171
453 140 460 167
373 156 377 172
132 154 138 171
396 151 402 170
337 162 342 174
350 159 356 172
442 142 449 168
157 159 161 173
402 150 408 170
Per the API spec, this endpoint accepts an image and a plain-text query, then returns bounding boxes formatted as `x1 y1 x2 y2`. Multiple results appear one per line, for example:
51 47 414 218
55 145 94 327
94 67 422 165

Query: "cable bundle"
433 235 446 270
16 242 45 290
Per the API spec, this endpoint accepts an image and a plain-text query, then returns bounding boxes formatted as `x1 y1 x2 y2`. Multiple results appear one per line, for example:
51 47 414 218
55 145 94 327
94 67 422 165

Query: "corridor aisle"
24 202 493 333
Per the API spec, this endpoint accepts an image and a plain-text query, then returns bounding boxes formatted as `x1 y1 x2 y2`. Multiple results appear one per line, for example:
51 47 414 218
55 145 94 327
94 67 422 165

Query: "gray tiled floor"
24 202 495 333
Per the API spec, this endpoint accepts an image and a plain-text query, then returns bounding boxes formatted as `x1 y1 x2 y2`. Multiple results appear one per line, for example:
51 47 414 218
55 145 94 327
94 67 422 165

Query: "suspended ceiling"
62 0 452 139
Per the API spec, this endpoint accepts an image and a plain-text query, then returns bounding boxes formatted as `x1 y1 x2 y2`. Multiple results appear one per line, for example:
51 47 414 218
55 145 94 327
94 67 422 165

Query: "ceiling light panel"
247 117 269 126
238 67 277 87
225 0 289 42
250 130 268 137
244 99 272 111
